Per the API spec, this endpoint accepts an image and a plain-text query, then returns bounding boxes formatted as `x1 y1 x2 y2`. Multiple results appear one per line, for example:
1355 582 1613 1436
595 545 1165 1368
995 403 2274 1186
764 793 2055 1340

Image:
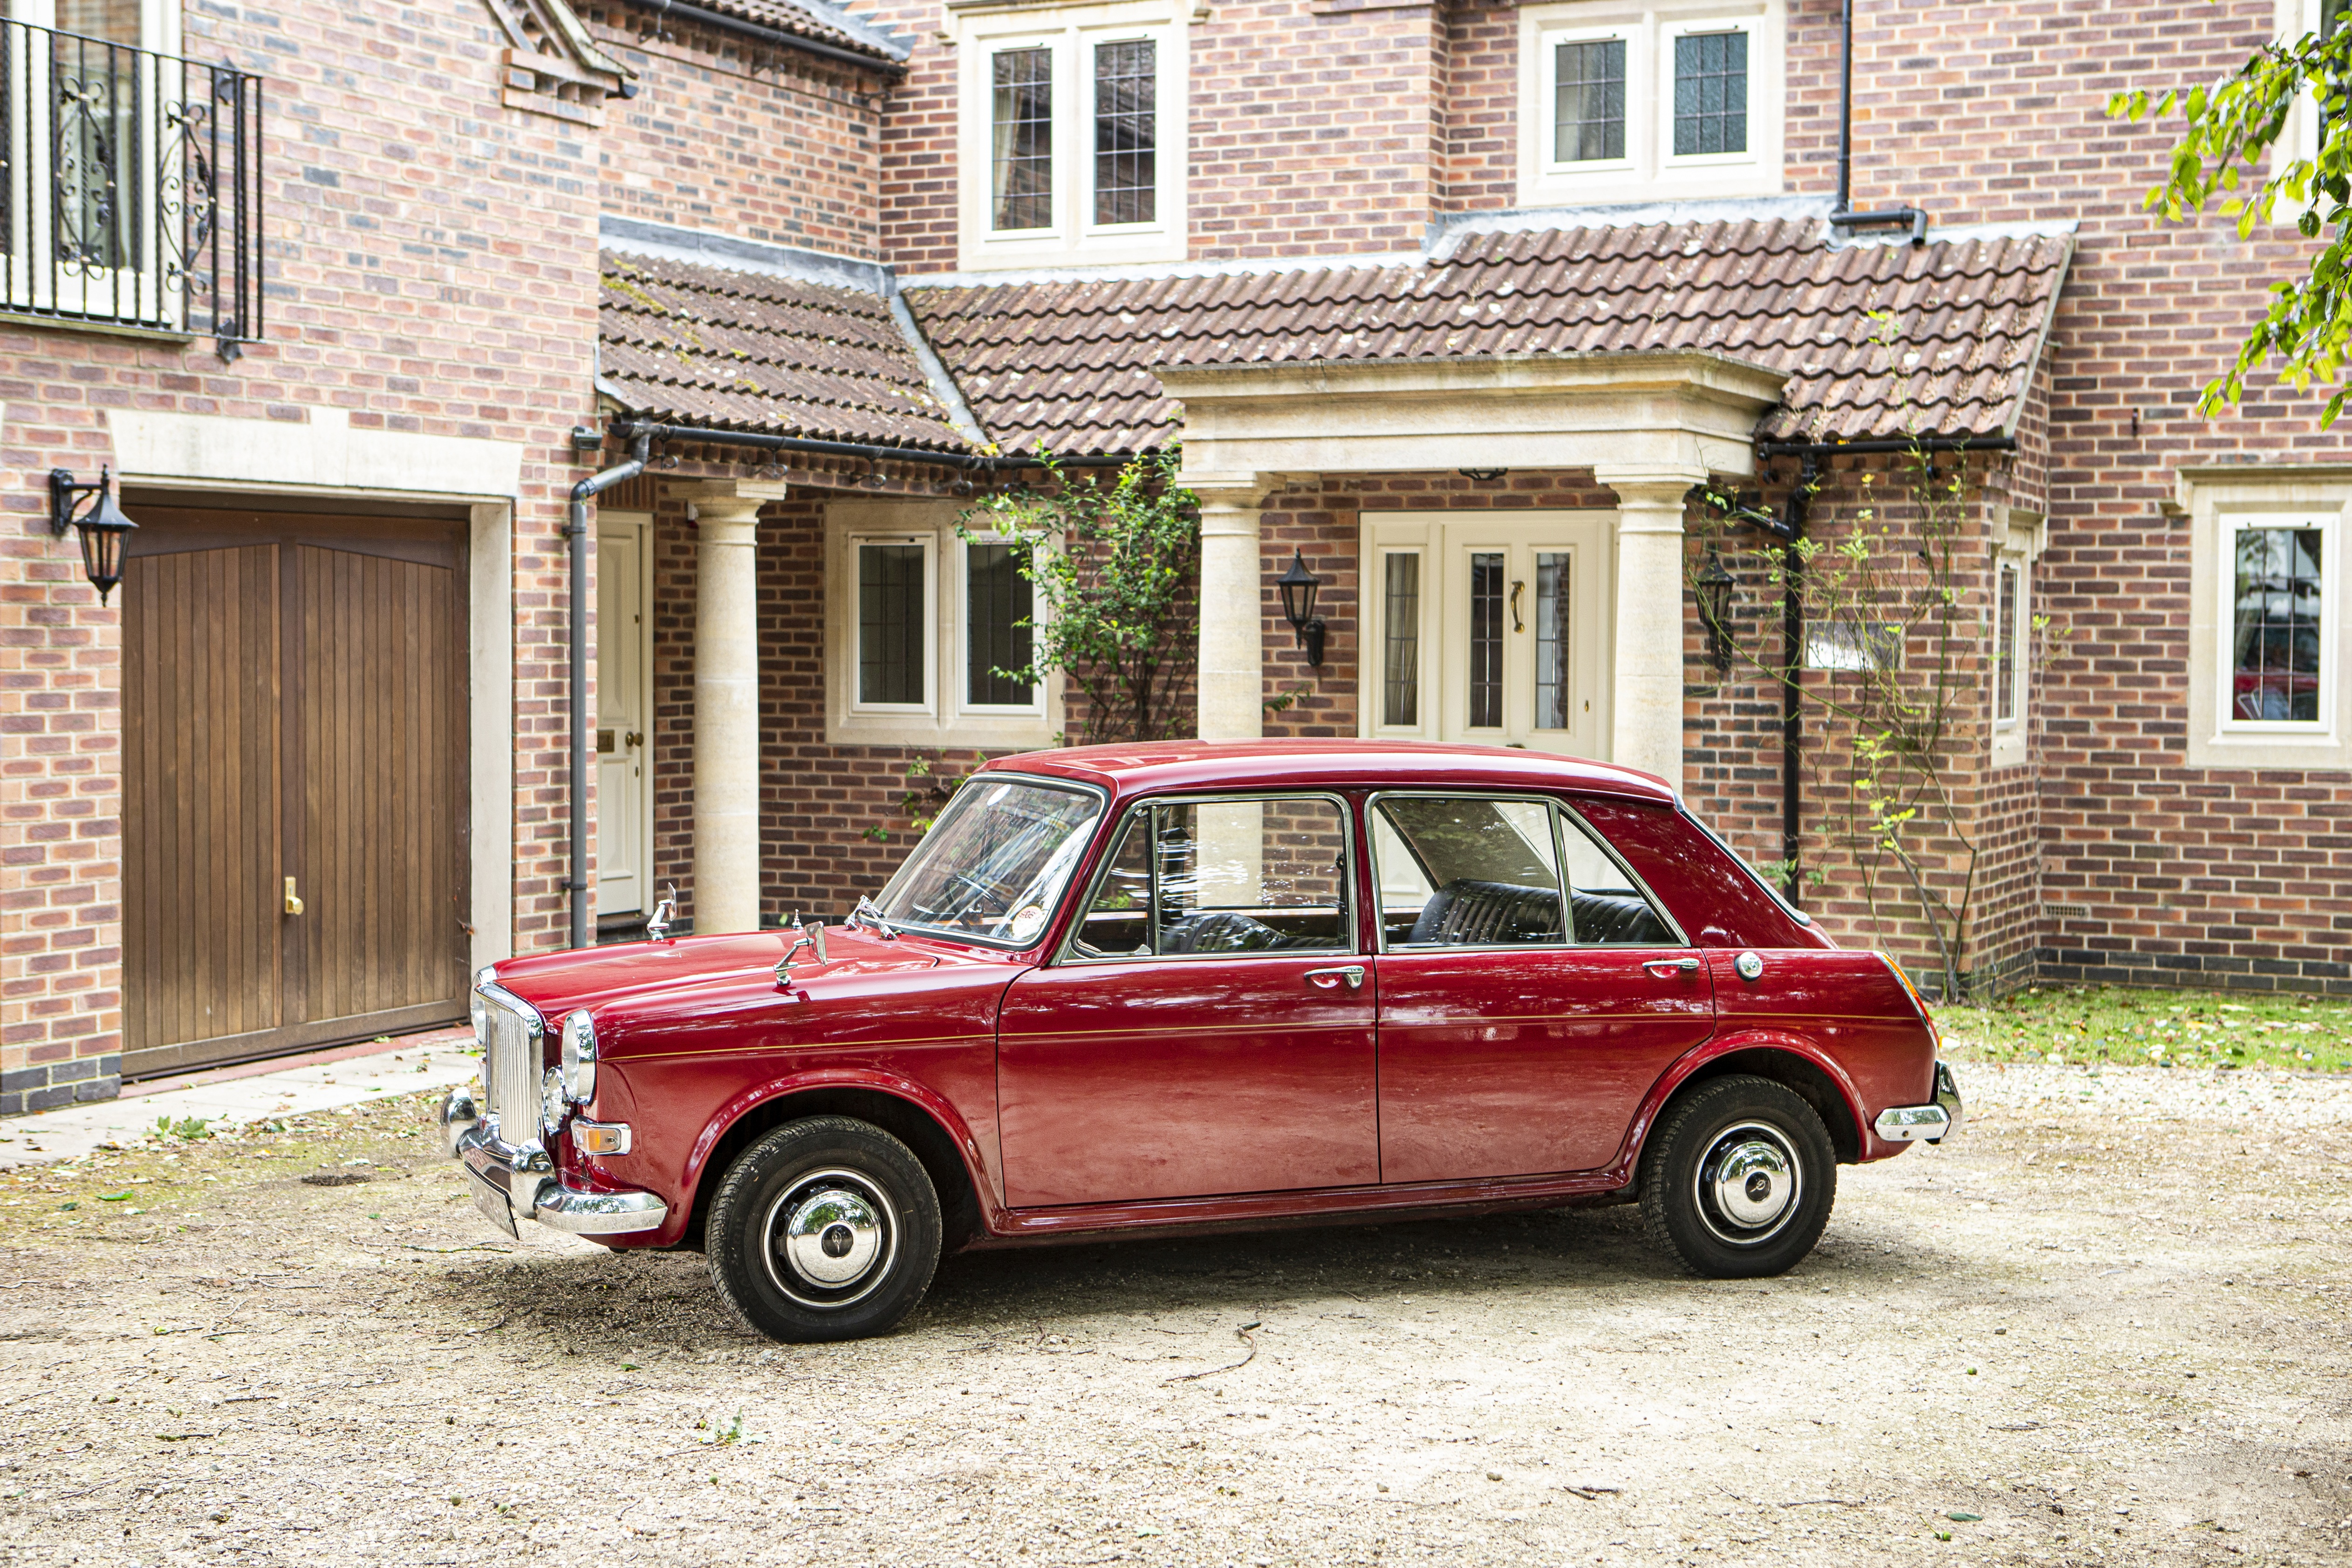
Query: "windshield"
869 777 1104 946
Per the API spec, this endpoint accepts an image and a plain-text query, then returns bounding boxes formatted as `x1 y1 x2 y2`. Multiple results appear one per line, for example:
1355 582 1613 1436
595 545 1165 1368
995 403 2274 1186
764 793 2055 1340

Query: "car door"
997 792 1378 1207
1371 793 1716 1183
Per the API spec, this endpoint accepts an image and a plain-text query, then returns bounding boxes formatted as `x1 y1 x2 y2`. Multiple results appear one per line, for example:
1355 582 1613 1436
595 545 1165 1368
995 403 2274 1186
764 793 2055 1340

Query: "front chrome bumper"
438 1087 668 1237
1873 1060 1964 1145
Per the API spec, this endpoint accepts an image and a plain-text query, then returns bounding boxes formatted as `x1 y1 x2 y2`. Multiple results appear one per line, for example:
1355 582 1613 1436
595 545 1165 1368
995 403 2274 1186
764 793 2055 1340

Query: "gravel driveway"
2 1059 2348 1567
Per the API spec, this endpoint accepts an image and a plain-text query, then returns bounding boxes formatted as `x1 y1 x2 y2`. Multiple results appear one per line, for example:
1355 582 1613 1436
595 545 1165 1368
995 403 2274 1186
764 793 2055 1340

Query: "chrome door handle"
1643 957 1699 978
1305 965 1366 991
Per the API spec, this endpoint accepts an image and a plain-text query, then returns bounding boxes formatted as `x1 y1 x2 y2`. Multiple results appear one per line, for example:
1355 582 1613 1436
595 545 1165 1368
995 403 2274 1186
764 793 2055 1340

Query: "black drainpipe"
565 430 654 949
1745 433 2019 904
1830 2 1929 245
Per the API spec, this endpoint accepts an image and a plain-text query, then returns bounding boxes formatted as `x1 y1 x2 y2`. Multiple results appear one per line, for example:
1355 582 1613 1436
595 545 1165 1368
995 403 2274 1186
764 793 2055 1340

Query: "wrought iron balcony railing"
0 20 262 350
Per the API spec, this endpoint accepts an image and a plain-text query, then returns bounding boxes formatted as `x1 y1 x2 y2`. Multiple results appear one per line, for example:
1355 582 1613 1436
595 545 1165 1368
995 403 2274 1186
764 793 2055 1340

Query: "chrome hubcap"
763 1169 897 1309
1695 1122 1802 1245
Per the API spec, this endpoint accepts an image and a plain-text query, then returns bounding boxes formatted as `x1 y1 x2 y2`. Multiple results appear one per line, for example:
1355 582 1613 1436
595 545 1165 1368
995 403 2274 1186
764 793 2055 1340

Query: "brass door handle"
1509 579 1525 632
283 877 305 917
625 730 644 748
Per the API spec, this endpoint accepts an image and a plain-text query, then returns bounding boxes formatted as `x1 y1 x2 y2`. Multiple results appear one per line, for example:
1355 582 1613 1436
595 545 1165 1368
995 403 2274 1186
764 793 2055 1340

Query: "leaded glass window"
1553 39 1626 163
858 543 926 705
1382 552 1422 728
1535 552 1571 730
1093 40 1156 226
1469 552 1504 729
966 542 1034 707
1673 30 1748 156
992 48 1053 231
1995 561 2021 725
2230 525 2325 723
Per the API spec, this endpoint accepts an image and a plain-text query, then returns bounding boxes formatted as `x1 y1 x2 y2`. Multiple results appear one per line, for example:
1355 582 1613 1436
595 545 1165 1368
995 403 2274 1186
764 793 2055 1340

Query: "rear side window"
1371 794 1676 949
1572 796 1820 950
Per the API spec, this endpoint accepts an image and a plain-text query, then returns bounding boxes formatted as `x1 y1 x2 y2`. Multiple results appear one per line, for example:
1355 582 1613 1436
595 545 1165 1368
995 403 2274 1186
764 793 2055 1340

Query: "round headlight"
468 989 488 1048
561 1009 598 1106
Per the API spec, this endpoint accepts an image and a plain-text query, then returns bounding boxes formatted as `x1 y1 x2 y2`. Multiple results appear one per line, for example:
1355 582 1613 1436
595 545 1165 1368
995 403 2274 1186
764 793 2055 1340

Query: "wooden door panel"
123 544 282 1076
293 544 466 1028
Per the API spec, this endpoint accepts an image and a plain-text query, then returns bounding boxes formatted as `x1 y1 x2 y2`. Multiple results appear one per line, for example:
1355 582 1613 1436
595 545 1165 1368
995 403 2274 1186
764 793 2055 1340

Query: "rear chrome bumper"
438 1087 668 1237
1873 1061 1964 1145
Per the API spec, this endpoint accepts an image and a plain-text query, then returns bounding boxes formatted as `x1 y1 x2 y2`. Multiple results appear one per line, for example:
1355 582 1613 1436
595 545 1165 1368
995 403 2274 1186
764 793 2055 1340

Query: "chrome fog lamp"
561 1009 598 1105
541 1066 567 1141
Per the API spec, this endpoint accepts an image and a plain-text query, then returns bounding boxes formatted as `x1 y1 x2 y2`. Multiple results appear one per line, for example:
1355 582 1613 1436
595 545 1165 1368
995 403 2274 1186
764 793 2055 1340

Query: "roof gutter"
606 419 1149 473
1831 2 1928 245
619 0 908 81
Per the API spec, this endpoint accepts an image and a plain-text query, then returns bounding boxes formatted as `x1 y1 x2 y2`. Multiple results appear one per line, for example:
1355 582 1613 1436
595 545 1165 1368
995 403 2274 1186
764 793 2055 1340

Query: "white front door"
1360 512 1614 757
596 516 652 917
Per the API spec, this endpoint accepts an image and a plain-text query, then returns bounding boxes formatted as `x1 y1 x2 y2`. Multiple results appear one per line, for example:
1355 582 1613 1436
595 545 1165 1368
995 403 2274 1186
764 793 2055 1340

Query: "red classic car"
441 741 1961 1342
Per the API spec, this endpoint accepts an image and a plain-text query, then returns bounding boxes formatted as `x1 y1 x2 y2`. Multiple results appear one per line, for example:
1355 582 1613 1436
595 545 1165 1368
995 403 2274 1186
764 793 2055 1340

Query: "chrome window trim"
1367 788 1690 954
869 771 1111 952
1052 789 1361 966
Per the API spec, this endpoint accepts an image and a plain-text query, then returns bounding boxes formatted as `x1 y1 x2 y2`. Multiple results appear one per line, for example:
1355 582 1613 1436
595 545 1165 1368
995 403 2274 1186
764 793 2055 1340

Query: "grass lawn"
1935 982 2352 1074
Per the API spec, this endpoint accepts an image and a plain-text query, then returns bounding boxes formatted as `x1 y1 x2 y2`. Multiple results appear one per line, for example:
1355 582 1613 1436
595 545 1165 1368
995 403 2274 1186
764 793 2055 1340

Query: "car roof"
977 739 1679 804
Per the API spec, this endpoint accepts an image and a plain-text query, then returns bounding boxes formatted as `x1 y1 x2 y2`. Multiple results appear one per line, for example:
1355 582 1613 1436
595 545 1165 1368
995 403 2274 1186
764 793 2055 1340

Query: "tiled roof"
598 249 974 452
677 0 908 62
904 218 2074 457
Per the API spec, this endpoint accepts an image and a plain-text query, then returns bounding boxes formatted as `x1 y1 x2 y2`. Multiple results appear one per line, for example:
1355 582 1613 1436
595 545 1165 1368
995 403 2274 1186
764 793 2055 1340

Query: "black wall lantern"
1275 548 1326 668
49 468 138 607
1694 548 1737 675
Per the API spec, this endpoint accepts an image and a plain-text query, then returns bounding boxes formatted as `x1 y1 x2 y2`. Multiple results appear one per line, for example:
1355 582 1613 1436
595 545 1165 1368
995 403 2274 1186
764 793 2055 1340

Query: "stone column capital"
677 478 789 527
1184 470 1280 518
1594 468 1709 529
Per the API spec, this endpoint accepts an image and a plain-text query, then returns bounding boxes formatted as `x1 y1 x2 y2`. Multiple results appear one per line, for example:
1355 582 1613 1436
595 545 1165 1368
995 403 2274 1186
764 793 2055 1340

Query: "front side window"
1068 796 1351 959
872 777 1102 947
1372 795 1675 949
991 47 1054 232
2230 521 2326 724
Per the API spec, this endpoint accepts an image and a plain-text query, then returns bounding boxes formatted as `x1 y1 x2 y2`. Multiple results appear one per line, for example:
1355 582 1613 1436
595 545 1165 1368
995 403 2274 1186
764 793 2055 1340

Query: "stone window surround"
948 0 1190 273
1516 0 1786 211
1990 505 2043 771
822 498 1063 749
2178 464 2352 771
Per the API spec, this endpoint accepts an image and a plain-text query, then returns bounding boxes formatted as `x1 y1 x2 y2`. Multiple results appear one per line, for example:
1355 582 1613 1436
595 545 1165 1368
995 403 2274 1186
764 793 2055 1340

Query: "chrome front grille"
478 986 545 1149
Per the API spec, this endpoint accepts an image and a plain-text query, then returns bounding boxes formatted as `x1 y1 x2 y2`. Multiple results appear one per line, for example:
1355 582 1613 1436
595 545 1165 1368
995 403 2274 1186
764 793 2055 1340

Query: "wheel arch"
679 1075 993 1253
1628 1036 1867 1171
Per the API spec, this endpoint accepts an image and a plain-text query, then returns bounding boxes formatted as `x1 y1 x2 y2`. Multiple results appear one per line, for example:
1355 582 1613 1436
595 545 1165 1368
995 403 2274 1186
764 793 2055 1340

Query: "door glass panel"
1535 551 1570 730
1077 798 1350 955
1559 809 1675 945
1381 552 1421 726
1374 796 1565 948
1468 551 1503 728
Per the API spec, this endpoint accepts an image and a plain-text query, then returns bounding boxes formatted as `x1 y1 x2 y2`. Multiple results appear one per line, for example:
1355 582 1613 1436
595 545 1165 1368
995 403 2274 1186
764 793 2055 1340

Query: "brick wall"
0 0 611 1111
588 5 887 257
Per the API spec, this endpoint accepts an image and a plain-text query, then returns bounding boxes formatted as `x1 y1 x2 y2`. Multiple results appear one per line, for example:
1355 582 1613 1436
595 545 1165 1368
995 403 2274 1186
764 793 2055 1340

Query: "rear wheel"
707 1116 942 1343
1639 1075 1835 1279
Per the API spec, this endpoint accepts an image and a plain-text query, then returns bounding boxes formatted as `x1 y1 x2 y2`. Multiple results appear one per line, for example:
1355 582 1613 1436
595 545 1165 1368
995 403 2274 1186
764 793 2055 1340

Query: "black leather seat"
1159 908 1295 954
1406 880 1671 946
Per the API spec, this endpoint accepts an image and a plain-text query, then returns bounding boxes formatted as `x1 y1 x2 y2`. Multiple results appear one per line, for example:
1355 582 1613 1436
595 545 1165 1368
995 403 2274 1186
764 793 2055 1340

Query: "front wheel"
706 1116 942 1343
1638 1075 1836 1279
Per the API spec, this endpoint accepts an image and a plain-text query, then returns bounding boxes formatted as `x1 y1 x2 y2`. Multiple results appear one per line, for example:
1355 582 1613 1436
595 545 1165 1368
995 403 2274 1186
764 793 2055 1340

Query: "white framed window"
2282 0 2351 222
2181 470 2352 768
1990 508 2041 770
826 501 1060 747
1518 0 1784 209
1360 512 1614 757
953 0 1187 272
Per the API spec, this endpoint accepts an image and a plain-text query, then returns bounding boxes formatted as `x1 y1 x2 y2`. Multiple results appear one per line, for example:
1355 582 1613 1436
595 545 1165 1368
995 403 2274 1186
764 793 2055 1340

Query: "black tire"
1638 1074 1836 1279
706 1116 942 1343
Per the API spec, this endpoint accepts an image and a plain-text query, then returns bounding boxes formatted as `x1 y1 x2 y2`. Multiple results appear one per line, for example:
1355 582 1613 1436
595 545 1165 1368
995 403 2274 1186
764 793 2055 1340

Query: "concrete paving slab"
0 1028 481 1170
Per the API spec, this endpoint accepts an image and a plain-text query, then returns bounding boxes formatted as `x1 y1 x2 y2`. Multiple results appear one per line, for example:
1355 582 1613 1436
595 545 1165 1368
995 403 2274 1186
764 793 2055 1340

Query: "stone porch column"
1193 475 1276 741
1595 470 1702 794
680 481 785 934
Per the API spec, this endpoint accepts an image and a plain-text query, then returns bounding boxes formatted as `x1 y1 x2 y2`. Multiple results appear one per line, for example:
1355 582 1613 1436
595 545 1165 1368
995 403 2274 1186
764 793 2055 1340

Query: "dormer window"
1518 0 1785 208
957 0 1186 272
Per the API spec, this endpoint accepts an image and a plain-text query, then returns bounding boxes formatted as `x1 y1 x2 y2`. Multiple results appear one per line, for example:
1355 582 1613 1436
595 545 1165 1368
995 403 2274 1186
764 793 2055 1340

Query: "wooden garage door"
123 510 470 1079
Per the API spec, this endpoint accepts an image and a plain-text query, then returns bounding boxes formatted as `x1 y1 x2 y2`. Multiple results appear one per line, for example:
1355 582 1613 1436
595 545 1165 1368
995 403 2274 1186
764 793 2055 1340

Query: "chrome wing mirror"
775 913 829 983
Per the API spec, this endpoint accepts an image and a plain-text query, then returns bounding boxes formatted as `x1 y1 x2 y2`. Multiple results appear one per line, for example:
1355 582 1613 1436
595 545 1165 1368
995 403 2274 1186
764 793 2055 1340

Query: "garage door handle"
1305 965 1366 991
1643 957 1699 978
283 877 305 917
